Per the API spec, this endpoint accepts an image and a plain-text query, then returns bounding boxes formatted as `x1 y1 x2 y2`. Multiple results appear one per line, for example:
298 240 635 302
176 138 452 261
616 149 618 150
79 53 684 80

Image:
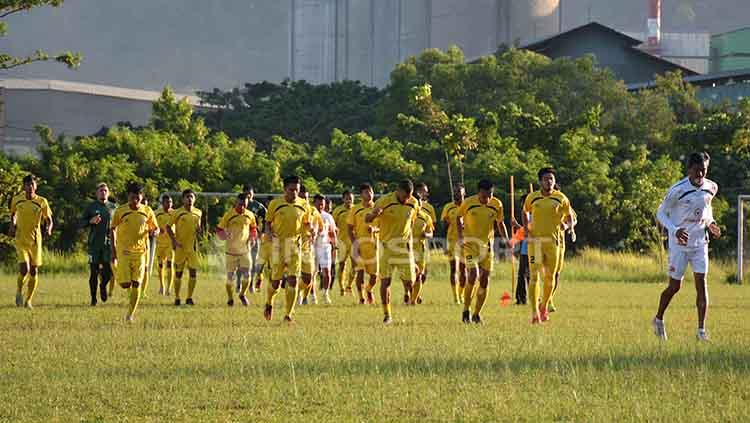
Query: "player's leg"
25 251 41 307
100 260 112 303
527 239 543 323
692 246 710 340
516 254 529 305
16 255 29 307
238 251 252 305
472 245 493 323
380 277 393 324
225 257 236 306
540 241 561 321
653 248 688 339
173 249 186 305
362 242 378 304
88 257 101 306
462 241 480 322
411 264 423 306
185 251 199 305
165 255 174 296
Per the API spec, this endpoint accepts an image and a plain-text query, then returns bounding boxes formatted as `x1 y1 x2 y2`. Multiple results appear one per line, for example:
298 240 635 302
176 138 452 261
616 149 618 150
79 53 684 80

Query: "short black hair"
182 189 195 198
454 183 465 190
160 194 172 202
538 167 556 180
127 182 144 195
359 183 373 192
283 175 301 187
415 182 428 191
687 151 710 168
22 174 36 185
313 194 325 202
478 179 494 191
341 189 352 197
237 192 248 202
397 179 414 194
242 184 254 193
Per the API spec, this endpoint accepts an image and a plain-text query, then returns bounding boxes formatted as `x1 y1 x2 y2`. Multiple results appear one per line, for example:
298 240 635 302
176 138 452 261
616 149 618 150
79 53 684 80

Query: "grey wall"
0 88 155 155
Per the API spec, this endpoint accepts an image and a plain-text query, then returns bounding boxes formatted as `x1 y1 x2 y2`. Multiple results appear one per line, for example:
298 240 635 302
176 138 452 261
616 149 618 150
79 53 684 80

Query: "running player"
298 185 322 305
167 189 202 306
314 194 337 304
110 182 158 321
411 206 434 305
440 184 466 304
263 175 311 323
217 192 258 306
366 180 420 325
413 182 436 303
523 168 574 324
457 179 508 324
653 152 721 341
9 174 53 308
348 183 379 305
79 182 116 306
332 190 355 296
154 194 175 296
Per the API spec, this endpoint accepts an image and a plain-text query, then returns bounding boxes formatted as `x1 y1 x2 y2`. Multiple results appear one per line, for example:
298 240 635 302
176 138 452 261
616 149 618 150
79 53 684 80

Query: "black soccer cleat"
186 298 195 306
227 299 234 307
472 314 484 325
462 310 471 324
174 298 181 306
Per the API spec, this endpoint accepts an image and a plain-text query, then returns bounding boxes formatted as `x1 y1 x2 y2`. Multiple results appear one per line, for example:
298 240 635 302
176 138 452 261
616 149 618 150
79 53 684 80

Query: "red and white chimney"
646 0 661 52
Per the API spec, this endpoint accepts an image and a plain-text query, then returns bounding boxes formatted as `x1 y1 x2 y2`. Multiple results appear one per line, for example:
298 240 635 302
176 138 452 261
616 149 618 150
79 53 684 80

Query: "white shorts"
315 245 332 270
668 245 709 280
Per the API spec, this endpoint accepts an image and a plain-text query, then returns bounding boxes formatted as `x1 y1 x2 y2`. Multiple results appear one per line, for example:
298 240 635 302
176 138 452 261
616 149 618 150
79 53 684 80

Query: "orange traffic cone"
500 292 511 307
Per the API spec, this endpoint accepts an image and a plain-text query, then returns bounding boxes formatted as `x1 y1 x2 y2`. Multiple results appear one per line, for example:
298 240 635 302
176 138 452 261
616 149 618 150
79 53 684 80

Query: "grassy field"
0 251 748 422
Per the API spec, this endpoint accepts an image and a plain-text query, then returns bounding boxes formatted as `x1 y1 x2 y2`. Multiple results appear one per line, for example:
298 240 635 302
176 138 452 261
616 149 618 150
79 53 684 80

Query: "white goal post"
739 195 750 284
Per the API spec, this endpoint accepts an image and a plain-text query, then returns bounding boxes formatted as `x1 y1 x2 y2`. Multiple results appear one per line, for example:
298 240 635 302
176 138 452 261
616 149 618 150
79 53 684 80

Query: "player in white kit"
314 194 338 304
653 152 722 341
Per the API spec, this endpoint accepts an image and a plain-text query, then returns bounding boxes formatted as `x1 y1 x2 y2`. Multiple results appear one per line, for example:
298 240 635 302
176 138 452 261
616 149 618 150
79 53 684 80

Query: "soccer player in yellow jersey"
264 175 311 323
413 182 436 303
9 174 53 308
254 232 272 290
348 183 379 305
298 185 323 305
217 192 258 307
523 167 574 324
441 184 466 304
457 179 508 324
167 189 203 306
411 207 434 305
154 194 175 296
366 180 420 325
110 182 158 321
332 190 355 296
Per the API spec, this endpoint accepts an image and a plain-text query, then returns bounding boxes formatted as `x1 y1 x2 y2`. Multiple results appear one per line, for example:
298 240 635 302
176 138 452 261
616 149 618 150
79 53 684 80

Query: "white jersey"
315 211 336 249
656 177 717 250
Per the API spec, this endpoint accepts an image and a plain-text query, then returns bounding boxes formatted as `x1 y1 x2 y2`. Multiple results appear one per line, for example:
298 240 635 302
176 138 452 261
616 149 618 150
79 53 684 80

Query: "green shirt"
80 200 117 253
248 200 267 231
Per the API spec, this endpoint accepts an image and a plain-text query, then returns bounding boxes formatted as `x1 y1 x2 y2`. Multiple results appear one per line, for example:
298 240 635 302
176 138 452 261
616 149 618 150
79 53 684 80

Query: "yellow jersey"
112 204 158 254
332 204 353 243
171 207 203 250
348 202 377 242
301 203 323 250
217 207 257 255
440 201 461 241
421 201 437 225
413 209 434 243
373 192 419 243
523 190 572 240
155 208 174 249
457 195 504 242
266 197 310 240
10 193 52 248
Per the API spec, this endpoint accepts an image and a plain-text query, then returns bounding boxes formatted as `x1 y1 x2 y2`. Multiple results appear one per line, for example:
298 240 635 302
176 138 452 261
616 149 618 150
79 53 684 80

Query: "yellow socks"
541 272 554 311
239 276 250 297
26 274 39 303
158 265 165 291
128 284 140 316
530 276 541 313
475 286 488 316
411 280 423 304
451 282 459 303
284 285 297 317
383 302 392 317
174 276 182 299
463 282 475 312
187 276 197 299
225 282 234 301
266 283 280 306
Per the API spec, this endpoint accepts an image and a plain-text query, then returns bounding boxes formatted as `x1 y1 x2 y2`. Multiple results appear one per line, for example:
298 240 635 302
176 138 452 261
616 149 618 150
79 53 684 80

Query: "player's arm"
43 200 53 237
706 204 721 239
110 211 119 263
656 188 688 244
365 207 382 223
166 224 180 249
216 212 229 241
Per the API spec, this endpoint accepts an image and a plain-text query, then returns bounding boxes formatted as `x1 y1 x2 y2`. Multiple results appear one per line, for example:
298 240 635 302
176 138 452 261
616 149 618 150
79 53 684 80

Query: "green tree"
0 0 81 70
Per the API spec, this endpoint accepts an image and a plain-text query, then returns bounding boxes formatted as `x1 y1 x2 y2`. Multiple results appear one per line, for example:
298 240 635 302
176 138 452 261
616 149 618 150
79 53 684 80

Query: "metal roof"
0 78 202 106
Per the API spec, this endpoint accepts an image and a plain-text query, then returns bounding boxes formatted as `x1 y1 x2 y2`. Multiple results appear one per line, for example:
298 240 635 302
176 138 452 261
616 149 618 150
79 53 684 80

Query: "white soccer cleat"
24 301 33 310
310 293 318 305
324 292 332 305
696 329 710 342
125 314 135 322
652 317 667 341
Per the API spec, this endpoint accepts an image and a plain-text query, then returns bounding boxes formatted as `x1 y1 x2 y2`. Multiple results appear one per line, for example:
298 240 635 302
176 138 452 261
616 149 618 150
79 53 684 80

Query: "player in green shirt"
79 183 117 306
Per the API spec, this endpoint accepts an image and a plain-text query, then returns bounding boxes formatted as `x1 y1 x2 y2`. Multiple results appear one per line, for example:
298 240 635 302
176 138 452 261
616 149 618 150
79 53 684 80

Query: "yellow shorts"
527 237 562 277
301 245 315 275
354 239 378 276
463 240 493 272
155 244 174 263
226 252 251 273
116 251 146 284
174 247 200 272
337 240 352 264
270 238 301 281
16 242 42 266
556 241 566 273
414 243 428 274
378 241 415 282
